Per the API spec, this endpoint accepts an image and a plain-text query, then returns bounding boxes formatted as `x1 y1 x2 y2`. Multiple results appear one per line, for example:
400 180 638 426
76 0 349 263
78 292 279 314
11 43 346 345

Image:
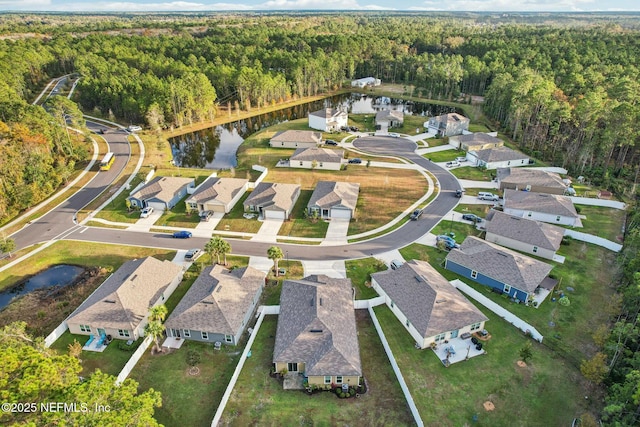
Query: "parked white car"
456 156 468 163
477 192 499 201
445 160 461 168
128 125 142 132
140 207 154 218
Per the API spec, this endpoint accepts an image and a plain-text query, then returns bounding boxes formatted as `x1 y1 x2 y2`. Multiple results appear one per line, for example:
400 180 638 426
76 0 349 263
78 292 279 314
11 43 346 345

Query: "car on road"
199 210 213 222
390 259 404 270
455 189 463 198
140 207 154 218
478 192 499 201
324 140 338 146
184 248 201 261
173 230 192 239
436 235 459 250
445 160 461 168
410 209 423 220
462 213 482 223
348 158 362 164
389 132 400 138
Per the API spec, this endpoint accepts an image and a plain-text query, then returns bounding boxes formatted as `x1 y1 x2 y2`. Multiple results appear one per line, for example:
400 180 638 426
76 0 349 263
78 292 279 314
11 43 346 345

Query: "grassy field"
422 149 461 163
220 313 415 426
277 189 329 238
451 166 495 181
575 205 625 242
345 257 387 299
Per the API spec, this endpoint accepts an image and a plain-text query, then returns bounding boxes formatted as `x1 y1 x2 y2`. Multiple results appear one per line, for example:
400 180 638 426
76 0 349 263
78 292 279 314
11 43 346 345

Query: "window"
471 322 481 331
79 325 91 333
281 142 284 146
183 329 191 337
336 376 343 384
299 161 303 166
118 329 130 338
188 202 197 210
324 376 332 384
225 334 233 343
471 270 478 279
390 300 394 308
556 215 561 222
201 332 208 340
527 211 532 217
533 246 538 253
525 185 531 191
450 329 459 338
435 333 446 342
507 161 511 165
504 284 511 294
319 162 323 167
406 319 411 328
288 363 298 372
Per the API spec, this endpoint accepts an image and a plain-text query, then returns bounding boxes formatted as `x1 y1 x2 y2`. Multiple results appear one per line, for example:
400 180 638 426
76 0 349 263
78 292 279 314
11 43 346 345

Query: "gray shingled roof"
187 177 248 205
307 181 360 211
445 236 553 293
291 147 344 163
243 182 300 212
485 210 564 251
130 176 194 203
273 275 362 377
165 265 264 335
503 189 579 218
67 257 183 331
375 110 404 123
371 260 487 338
309 108 347 120
470 146 529 163
497 168 567 190
432 113 469 125
457 132 503 146
271 130 322 144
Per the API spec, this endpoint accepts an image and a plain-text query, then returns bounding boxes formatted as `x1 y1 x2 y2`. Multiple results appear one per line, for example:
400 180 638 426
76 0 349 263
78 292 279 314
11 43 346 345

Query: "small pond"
0 264 85 310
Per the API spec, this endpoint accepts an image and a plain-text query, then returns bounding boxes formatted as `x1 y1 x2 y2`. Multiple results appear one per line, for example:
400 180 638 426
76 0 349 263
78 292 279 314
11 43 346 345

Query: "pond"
169 93 462 169
0 264 85 310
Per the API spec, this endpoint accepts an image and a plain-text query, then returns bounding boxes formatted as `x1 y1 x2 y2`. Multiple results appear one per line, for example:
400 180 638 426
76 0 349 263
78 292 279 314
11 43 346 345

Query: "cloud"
7 1 254 11
259 0 360 9
410 0 602 12
0 0 51 5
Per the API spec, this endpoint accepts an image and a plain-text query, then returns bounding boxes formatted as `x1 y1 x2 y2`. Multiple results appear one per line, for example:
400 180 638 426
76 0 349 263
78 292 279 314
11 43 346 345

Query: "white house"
308 108 348 132
468 146 530 170
449 132 503 151
185 177 248 214
290 147 344 171
426 113 470 137
269 130 322 149
503 189 582 227
351 77 381 88
375 110 404 130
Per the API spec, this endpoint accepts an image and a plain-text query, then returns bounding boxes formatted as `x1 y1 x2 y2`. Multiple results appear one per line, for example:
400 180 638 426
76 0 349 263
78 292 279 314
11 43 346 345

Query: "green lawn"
451 166 495 182
277 189 329 238
454 204 494 220
575 205 625 242
215 192 263 233
422 148 460 163
430 219 483 243
156 194 201 229
220 314 415 426
345 257 387 299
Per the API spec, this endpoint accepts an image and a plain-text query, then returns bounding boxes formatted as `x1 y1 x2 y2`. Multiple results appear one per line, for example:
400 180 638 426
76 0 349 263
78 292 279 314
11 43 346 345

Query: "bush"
118 341 136 351
187 349 201 366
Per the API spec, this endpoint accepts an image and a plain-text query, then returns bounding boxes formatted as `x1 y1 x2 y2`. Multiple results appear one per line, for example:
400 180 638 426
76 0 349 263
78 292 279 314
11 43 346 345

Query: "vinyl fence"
115 335 153 385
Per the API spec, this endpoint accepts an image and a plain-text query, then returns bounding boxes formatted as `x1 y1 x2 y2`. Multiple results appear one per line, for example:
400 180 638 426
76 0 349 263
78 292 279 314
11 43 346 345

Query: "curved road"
63 135 463 260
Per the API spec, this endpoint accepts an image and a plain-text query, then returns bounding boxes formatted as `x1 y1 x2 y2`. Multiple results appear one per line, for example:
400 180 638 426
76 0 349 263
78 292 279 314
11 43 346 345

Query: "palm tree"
145 320 165 353
204 237 218 265
267 246 284 277
218 238 231 266
149 304 168 323
206 236 231 265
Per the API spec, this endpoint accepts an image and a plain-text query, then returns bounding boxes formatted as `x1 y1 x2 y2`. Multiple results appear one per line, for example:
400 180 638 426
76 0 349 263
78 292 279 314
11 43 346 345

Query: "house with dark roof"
243 182 301 220
445 236 556 305
290 147 344 171
307 181 359 219
484 210 565 261
375 110 404 129
127 176 195 210
497 168 568 195
503 189 582 227
273 275 362 388
270 130 322 149
164 265 264 346
449 132 504 151
66 257 184 341
468 146 530 170
371 260 488 351
308 108 348 132
185 177 248 214
426 113 470 137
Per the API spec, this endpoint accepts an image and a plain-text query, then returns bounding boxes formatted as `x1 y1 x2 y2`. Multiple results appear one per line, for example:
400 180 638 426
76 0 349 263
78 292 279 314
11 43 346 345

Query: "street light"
286 251 289 270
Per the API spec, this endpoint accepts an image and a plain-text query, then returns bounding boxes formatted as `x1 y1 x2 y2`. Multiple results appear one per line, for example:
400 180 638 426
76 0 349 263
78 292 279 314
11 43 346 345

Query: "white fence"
354 296 385 309
248 165 268 189
571 197 626 209
45 322 69 348
258 305 280 315
564 229 623 252
451 279 544 342
115 335 153 385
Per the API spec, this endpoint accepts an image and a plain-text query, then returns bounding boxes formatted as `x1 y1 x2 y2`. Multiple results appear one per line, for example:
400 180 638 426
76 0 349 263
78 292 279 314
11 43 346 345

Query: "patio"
82 334 109 353
162 336 185 350
431 335 486 366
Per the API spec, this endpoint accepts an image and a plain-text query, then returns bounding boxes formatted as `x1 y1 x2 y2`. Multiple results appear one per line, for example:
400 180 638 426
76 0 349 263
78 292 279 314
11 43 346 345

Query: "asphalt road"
10 121 131 250
64 135 463 260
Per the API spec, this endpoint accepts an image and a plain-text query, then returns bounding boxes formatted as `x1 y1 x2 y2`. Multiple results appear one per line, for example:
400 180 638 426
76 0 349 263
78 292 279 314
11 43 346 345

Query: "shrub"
558 296 571 306
118 341 136 351
187 349 201 366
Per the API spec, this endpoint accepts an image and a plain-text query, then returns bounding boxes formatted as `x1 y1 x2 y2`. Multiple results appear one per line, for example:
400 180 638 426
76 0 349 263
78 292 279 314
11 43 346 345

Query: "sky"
0 0 637 12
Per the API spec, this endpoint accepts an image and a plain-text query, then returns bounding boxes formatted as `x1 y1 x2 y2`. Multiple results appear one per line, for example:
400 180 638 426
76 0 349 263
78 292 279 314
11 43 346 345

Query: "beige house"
127 176 195 210
290 147 344 171
185 177 248 214
450 132 504 151
270 130 322 149
468 146 530 170
307 181 359 219
375 110 404 129
66 257 183 341
273 275 362 388
243 182 301 220
371 260 488 350
497 168 568 195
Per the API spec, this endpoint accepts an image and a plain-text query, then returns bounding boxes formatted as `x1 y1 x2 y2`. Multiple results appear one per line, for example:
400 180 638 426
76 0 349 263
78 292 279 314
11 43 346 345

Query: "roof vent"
216 286 223 293
319 298 323 306
202 301 214 305
104 299 116 304
309 329 323 333
415 276 423 282
435 299 447 304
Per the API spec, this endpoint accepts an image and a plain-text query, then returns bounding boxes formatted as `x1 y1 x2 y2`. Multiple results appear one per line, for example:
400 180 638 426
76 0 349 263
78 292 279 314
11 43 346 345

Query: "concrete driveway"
248 256 274 274
320 218 350 245
301 260 346 278
194 212 224 236
127 209 164 231
374 249 405 269
251 219 283 242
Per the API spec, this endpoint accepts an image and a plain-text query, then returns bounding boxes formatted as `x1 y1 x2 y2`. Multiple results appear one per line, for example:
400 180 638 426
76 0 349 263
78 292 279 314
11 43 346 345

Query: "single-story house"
351 77 381 88
449 132 504 151
307 181 360 219
66 257 184 340
270 130 322 149
290 147 344 171
497 168 567 195
503 189 582 227
164 265 264 346
484 210 565 260
426 113 470 137
185 177 248 214
127 176 195 210
445 236 557 305
243 182 301 220
468 146 530 170
273 275 362 388
375 110 404 129
371 260 488 350
308 108 348 132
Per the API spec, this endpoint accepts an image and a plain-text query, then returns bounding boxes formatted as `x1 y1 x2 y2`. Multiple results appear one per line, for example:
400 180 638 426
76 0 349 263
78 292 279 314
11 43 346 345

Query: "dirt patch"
483 401 495 411
188 366 201 376
517 361 527 368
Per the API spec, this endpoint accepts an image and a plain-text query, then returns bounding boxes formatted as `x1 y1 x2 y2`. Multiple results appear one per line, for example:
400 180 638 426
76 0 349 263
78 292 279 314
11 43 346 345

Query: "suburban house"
351 77 381 88
467 146 530 170
270 130 322 149
308 108 348 132
484 210 565 260
307 181 360 219
426 113 470 137
127 176 195 210
449 132 504 151
243 182 301 220
66 257 184 341
497 168 568 195
503 189 582 227
445 236 557 305
185 177 248 214
371 260 488 350
164 265 264 346
290 147 344 171
375 110 404 129
273 275 362 388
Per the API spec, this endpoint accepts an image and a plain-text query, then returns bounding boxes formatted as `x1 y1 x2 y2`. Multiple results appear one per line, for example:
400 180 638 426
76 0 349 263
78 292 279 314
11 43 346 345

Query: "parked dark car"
199 210 213 222
348 158 362 164
436 235 459 250
455 189 463 198
410 209 423 220
462 214 482 223
324 140 338 146
184 248 201 260
173 230 192 239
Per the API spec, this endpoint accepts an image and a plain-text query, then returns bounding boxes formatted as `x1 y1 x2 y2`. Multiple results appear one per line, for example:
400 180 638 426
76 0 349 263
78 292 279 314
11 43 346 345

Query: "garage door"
147 201 167 211
204 203 226 213
264 210 286 220
330 208 352 219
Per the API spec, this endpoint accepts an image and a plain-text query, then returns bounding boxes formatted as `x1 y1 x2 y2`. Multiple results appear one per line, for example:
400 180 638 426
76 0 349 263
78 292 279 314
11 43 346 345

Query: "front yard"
277 189 329 238
215 192 263 233
345 257 387 299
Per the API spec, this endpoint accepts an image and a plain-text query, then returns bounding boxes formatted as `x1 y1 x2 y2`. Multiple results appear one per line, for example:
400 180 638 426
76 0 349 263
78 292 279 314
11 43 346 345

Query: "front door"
172 329 181 338
97 328 106 337
450 329 459 339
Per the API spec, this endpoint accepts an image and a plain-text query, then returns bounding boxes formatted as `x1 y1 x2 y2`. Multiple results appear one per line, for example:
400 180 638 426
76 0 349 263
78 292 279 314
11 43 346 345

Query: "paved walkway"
251 219 283 242
373 249 405 268
321 218 350 245
415 144 454 155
